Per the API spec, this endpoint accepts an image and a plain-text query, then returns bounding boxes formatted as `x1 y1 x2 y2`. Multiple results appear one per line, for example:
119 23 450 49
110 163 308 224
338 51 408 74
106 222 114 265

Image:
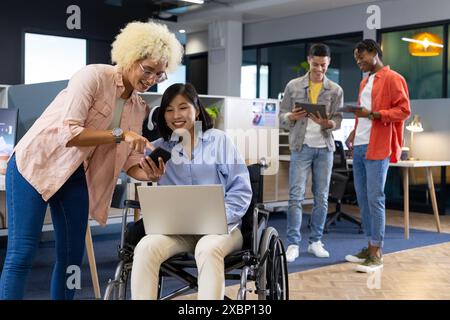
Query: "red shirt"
355 66 411 162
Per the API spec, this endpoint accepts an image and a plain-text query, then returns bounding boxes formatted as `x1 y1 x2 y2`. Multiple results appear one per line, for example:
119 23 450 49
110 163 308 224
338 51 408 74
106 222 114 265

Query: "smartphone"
144 147 171 168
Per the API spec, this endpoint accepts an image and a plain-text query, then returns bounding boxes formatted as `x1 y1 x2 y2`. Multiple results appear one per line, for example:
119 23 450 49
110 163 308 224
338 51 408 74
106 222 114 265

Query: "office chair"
325 140 363 233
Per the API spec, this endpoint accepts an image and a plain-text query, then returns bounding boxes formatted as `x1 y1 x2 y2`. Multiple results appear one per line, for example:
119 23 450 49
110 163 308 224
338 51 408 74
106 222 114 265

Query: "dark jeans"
0 154 89 300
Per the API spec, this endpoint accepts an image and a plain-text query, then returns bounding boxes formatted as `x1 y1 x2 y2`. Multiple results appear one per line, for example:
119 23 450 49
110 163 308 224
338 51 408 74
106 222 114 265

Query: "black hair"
157 83 213 141
308 43 331 57
354 39 383 60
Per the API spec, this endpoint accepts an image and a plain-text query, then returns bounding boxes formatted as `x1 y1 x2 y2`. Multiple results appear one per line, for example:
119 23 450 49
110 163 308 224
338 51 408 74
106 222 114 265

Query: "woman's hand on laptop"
139 156 165 182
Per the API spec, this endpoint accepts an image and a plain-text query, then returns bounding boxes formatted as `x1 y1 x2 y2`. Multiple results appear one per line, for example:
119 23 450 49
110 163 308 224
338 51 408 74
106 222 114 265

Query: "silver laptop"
137 185 229 235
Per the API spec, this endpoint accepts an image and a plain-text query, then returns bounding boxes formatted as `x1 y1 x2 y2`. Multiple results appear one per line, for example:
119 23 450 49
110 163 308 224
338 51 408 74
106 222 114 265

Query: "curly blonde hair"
111 21 184 73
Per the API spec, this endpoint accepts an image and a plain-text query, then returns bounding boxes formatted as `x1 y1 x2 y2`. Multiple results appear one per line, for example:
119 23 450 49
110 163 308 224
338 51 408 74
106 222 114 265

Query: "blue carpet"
1 212 450 299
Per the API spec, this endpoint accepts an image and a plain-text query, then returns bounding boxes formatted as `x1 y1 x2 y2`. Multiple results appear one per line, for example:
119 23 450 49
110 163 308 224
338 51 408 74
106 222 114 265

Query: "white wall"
409 100 450 161
244 0 450 46
244 4 367 46
186 31 208 55
208 20 242 97
187 0 450 52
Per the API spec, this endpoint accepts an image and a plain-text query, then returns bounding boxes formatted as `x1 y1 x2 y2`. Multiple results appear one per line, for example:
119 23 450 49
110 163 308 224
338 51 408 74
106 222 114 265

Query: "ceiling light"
179 29 186 33
181 0 205 4
401 32 444 56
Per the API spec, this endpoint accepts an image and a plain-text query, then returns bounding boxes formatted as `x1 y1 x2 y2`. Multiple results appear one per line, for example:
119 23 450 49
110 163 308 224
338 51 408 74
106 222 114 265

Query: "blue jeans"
0 154 89 300
352 145 389 248
287 145 333 246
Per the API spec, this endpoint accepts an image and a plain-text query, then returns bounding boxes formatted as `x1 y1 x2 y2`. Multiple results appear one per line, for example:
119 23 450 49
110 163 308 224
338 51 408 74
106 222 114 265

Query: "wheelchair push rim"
257 227 289 300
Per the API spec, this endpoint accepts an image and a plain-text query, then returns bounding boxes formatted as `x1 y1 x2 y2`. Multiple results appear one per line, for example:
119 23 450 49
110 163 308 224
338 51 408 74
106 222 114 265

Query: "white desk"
347 160 450 239
0 174 101 299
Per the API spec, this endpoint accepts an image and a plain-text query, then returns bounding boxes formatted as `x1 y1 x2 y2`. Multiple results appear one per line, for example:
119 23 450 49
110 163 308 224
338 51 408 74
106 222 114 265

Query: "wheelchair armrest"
123 200 141 210
255 203 270 217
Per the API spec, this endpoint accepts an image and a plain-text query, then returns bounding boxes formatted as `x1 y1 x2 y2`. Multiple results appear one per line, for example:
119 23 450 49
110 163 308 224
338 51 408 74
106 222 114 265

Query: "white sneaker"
285 245 299 262
307 241 330 258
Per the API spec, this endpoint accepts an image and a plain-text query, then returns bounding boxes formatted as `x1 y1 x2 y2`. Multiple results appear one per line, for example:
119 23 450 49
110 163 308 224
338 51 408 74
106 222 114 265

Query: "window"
241 65 257 99
260 43 305 99
157 64 186 94
24 33 86 84
447 29 450 97
242 34 362 101
321 36 362 102
241 49 257 98
381 25 445 99
259 65 269 99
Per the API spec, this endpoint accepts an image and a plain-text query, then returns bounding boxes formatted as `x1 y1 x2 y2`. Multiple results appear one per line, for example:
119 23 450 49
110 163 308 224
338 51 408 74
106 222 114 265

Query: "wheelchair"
104 164 289 300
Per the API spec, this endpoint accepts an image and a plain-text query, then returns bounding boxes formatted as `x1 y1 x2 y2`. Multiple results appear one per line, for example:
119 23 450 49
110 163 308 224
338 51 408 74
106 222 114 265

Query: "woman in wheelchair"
130 83 253 300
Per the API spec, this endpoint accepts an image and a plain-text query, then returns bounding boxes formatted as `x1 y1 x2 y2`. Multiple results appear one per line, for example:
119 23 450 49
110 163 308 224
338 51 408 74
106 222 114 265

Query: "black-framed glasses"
139 63 168 84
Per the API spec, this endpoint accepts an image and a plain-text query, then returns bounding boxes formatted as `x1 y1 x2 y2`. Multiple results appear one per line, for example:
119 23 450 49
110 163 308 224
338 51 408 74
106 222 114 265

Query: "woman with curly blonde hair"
0 21 183 300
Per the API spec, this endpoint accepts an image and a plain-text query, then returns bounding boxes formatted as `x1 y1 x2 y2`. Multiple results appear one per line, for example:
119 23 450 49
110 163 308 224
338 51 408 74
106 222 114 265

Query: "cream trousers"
131 228 243 300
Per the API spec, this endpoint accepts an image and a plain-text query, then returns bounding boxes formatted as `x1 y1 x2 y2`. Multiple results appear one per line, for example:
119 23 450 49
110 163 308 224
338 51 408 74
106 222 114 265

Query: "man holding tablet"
279 43 343 262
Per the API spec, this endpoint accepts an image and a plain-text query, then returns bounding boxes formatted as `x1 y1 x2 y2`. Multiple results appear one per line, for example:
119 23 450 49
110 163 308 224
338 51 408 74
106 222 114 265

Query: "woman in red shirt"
345 39 411 273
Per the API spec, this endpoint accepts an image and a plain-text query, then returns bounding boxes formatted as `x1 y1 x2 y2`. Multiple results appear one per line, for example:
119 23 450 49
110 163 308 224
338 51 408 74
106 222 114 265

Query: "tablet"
294 102 327 118
336 104 363 113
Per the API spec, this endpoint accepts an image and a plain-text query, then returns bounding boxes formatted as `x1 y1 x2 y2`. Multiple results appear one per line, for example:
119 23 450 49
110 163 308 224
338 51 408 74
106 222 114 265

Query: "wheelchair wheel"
257 227 289 300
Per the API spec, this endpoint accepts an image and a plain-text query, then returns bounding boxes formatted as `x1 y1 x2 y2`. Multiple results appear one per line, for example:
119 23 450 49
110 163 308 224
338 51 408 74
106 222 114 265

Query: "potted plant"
292 61 310 77
205 104 220 127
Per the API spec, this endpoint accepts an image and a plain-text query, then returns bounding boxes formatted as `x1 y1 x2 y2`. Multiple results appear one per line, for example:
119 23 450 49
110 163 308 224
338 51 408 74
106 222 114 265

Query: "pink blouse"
13 64 149 225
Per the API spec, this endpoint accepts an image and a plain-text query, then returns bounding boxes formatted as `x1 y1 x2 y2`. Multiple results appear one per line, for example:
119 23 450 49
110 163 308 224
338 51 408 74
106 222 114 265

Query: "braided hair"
354 39 383 60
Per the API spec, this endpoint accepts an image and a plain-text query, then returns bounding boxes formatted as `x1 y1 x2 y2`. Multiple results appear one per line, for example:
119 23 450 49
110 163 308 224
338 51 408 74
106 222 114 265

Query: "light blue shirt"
151 129 252 227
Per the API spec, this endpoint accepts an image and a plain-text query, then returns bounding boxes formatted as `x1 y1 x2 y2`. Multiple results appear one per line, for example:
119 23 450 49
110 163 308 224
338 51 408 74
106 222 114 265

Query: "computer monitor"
0 108 18 175
333 118 355 151
0 108 18 156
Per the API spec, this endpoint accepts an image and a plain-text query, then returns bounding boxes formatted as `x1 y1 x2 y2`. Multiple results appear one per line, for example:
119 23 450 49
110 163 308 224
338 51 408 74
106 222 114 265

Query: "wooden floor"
180 206 450 300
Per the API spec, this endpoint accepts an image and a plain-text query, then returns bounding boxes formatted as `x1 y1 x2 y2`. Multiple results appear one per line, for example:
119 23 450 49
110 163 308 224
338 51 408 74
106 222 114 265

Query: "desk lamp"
406 115 424 160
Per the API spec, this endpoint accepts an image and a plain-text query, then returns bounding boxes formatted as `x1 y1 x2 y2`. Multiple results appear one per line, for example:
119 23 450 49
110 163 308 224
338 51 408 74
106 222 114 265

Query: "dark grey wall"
262 45 303 99
0 0 152 85
8 80 68 142
336 47 360 103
